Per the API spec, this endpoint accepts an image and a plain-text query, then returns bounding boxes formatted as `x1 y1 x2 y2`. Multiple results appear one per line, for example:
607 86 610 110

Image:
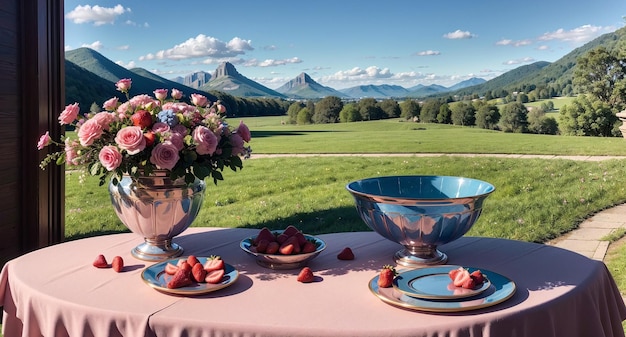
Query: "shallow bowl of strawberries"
346 175 495 267
240 225 326 269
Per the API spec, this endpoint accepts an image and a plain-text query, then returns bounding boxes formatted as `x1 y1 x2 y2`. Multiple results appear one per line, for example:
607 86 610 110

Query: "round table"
2 227 625 337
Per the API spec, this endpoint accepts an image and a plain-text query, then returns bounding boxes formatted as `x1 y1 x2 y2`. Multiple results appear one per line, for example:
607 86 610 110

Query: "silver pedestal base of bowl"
131 238 184 261
394 246 448 267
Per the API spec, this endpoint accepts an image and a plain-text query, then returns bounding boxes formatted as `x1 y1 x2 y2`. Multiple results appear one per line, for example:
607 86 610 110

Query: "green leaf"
90 162 101 176
194 165 211 180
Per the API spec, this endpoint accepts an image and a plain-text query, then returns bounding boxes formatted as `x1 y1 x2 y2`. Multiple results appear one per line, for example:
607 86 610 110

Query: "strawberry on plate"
377 265 397 288
203 256 225 272
167 268 193 289
164 262 179 275
191 263 207 283
205 269 225 284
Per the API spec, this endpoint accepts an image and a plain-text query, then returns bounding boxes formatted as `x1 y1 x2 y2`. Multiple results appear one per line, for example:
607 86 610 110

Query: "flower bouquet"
38 78 252 186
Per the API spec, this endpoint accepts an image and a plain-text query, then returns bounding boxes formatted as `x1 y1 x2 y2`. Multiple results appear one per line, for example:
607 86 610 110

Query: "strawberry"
302 241 317 254
266 241 280 254
111 256 124 272
276 233 289 244
462 277 476 289
294 231 308 246
452 268 471 287
130 110 152 129
179 261 192 273
203 256 225 272
92 254 109 268
191 262 207 283
144 131 156 147
279 236 300 255
187 255 200 267
254 227 275 245
283 225 300 237
255 239 270 253
377 265 397 288
448 268 460 280
297 267 315 283
167 268 193 289
205 269 225 284
337 247 355 260
164 262 179 275
470 270 485 284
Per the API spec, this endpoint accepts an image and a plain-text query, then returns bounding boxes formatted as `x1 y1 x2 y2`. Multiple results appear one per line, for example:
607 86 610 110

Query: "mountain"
65 47 216 102
447 77 486 91
340 84 411 98
407 84 449 98
173 71 212 89
65 59 119 108
276 73 348 98
200 62 286 98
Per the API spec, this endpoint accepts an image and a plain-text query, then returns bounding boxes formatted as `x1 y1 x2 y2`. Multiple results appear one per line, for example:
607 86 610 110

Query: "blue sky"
64 1 626 90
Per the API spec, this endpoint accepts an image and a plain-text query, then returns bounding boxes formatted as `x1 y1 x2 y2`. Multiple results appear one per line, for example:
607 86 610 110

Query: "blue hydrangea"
157 109 178 127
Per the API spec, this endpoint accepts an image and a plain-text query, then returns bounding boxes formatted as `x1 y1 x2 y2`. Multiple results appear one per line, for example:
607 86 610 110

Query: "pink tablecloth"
2 227 625 337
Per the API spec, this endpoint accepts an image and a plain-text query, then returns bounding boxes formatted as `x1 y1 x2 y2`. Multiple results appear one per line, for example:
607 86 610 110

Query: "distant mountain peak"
275 72 348 98
213 62 240 78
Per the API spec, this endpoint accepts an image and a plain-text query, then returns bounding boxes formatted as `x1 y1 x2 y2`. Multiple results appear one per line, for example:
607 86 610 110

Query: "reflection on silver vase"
109 171 206 261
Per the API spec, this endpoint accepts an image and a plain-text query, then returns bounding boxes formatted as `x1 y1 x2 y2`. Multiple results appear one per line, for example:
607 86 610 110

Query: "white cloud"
81 41 104 50
538 24 611 44
65 45 72 51
443 30 475 39
117 45 130 50
142 35 253 60
66 4 129 26
256 57 303 67
416 50 441 56
536 45 550 51
503 57 535 65
115 60 136 69
496 39 532 47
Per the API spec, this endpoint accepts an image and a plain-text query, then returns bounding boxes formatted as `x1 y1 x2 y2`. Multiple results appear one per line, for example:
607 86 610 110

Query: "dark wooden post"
0 0 65 265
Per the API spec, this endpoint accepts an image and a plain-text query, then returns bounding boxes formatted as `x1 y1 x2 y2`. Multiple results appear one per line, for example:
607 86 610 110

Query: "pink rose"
230 134 245 155
91 112 116 130
129 94 157 109
65 138 80 165
172 124 189 136
77 118 104 146
216 104 226 114
192 126 218 155
171 88 183 100
154 89 168 101
152 122 170 134
98 145 122 171
168 132 185 151
115 126 146 155
191 93 208 107
235 121 251 142
102 97 119 111
150 142 179 170
37 131 51 150
116 78 132 92
58 103 80 125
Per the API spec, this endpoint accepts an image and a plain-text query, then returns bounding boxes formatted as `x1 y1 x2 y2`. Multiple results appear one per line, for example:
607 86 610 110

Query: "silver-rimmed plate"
369 267 515 312
393 265 491 300
240 230 326 269
141 257 238 295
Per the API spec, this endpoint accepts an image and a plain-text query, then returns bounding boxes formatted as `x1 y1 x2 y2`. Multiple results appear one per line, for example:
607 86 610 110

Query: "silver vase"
108 171 206 261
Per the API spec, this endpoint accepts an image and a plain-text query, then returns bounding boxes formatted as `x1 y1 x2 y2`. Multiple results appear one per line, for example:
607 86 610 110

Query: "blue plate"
370 267 515 312
393 265 491 300
141 257 238 295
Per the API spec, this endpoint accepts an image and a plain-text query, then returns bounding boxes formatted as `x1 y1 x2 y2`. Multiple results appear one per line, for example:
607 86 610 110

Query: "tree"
573 46 626 111
286 102 304 124
475 104 500 130
527 107 558 135
358 98 384 120
450 102 476 126
313 96 342 123
437 103 452 124
339 103 361 122
559 95 618 136
296 107 313 125
499 102 528 133
378 99 401 118
400 99 420 120
420 99 440 123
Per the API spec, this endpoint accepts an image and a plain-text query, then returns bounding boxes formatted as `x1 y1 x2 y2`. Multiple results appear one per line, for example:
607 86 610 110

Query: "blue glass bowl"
346 175 495 267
